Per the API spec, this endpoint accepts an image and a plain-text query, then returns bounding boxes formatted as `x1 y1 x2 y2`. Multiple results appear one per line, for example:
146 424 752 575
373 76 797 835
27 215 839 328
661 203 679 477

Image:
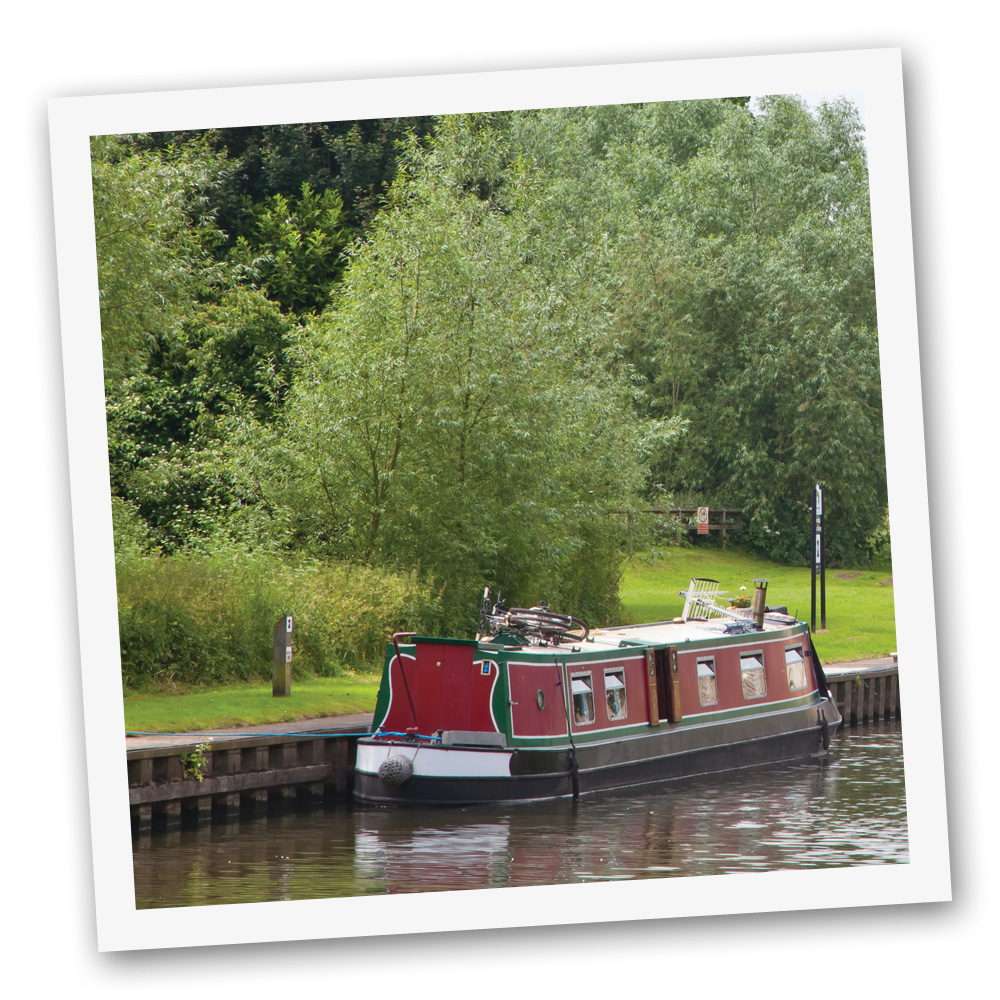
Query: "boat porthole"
536 689 545 710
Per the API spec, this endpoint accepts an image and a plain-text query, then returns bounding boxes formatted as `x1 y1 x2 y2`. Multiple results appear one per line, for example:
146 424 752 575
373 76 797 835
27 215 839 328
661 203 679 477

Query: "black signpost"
273 614 293 696
811 484 826 630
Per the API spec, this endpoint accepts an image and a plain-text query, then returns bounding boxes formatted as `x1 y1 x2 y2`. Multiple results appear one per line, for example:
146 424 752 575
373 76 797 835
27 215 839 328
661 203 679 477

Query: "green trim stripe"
504 691 820 748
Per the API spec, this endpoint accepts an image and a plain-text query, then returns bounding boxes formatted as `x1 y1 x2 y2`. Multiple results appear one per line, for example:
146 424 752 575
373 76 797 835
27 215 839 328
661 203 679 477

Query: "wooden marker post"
273 615 293 697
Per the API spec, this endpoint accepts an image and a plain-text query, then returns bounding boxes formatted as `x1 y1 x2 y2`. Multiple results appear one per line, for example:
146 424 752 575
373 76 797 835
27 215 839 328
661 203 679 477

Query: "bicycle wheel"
507 607 589 644
560 616 590 643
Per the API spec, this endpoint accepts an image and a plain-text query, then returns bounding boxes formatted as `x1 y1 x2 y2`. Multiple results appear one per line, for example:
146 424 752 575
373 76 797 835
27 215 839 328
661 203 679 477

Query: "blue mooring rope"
125 728 443 740
374 730 442 742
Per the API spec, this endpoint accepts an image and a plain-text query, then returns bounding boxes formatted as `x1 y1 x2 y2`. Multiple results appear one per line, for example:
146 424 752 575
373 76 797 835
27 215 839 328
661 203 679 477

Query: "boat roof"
474 612 804 656
588 613 800 650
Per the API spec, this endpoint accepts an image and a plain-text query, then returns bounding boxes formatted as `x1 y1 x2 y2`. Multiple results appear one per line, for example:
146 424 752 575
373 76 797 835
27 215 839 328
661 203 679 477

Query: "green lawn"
619 547 895 664
123 674 381 733
123 546 895 732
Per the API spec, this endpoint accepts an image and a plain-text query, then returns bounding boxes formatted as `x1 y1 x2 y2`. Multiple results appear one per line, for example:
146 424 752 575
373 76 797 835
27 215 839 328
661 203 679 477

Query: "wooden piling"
824 661 900 725
128 725 364 836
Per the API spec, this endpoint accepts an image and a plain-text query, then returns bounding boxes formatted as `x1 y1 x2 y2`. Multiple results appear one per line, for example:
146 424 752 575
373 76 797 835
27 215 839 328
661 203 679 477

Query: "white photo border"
48 48 950 952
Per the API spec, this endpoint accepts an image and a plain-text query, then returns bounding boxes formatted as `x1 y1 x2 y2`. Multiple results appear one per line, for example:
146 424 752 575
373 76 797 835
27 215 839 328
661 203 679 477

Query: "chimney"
751 578 769 630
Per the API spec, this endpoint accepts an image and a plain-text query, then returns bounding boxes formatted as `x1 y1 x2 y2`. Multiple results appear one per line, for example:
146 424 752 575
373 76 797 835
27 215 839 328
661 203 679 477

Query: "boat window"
740 652 767 700
604 669 627 720
571 674 595 725
785 646 807 692
697 657 718 706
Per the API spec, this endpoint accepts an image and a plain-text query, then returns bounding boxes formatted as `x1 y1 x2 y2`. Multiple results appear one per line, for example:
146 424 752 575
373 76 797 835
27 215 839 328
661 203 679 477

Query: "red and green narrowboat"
353 579 842 805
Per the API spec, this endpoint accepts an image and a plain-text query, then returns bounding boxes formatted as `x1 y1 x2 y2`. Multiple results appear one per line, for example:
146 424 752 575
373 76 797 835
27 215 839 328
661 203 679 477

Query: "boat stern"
354 732 518 805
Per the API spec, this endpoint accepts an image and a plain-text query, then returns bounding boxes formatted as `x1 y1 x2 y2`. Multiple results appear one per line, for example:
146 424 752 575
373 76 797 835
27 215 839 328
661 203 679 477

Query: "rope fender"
378 754 414 786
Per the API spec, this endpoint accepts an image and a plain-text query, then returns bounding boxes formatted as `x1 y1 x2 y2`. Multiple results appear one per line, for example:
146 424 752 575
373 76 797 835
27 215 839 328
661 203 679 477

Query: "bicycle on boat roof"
476 587 589 646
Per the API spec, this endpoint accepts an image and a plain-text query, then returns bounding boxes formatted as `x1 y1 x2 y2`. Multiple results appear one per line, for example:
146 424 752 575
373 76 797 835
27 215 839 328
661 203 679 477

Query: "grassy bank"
124 674 381 733
620 547 896 663
123 546 895 732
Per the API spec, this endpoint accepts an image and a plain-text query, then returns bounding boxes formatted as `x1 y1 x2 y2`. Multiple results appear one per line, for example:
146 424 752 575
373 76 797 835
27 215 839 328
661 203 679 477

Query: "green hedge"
116 547 448 688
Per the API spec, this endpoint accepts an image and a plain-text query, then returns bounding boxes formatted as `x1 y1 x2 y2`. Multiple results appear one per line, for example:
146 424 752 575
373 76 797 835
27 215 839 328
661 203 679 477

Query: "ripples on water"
132 721 907 908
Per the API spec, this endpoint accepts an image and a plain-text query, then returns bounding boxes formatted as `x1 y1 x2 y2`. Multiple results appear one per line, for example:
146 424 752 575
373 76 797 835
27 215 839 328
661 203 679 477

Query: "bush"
116 546 447 688
866 509 892 567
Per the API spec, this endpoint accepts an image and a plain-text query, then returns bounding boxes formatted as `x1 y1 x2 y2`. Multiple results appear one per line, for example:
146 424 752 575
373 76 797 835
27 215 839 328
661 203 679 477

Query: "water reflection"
132 721 907 908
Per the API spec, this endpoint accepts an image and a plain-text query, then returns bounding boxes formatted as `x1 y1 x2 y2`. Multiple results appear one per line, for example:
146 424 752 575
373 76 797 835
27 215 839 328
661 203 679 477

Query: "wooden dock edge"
127 731 361 837
824 660 901 728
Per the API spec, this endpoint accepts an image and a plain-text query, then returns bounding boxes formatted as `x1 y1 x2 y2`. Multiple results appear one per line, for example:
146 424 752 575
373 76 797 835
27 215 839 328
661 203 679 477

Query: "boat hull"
354 695 840 806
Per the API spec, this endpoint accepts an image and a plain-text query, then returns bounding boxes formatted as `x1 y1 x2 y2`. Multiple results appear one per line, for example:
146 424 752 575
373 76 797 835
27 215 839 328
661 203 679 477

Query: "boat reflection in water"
350 723 907 894
354 822 513 893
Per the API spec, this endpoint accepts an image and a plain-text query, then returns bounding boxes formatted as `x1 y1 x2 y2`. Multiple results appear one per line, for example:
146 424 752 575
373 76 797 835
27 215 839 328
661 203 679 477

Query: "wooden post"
273 614 293 697
306 739 326 802
645 650 660 726
218 748 240 822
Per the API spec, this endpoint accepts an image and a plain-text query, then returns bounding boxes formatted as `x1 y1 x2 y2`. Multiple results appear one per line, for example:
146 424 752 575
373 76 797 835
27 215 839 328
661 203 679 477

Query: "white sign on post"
814 485 823 565
697 506 709 535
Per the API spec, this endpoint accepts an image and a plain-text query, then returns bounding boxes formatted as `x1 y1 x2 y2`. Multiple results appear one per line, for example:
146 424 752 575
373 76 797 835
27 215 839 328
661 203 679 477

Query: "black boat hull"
354 696 841 806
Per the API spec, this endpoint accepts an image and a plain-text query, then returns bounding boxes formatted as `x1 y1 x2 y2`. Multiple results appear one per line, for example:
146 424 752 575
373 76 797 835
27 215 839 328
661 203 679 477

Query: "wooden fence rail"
627 507 745 548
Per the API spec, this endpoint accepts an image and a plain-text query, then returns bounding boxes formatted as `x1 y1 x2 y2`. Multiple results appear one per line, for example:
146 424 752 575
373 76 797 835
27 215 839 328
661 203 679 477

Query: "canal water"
132 720 907 908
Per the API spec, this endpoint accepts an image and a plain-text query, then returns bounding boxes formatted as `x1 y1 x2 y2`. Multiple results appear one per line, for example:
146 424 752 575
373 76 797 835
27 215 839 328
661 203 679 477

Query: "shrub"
865 509 892 567
116 546 447 688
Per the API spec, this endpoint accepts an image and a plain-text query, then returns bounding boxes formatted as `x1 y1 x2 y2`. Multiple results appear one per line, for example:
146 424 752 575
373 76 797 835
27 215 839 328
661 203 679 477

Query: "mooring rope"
373 730 442 742
125 727 444 740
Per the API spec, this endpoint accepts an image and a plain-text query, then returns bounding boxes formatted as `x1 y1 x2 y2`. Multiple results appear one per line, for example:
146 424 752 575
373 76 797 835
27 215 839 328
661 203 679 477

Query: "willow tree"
660 96 883 563
259 117 655 623
505 96 883 564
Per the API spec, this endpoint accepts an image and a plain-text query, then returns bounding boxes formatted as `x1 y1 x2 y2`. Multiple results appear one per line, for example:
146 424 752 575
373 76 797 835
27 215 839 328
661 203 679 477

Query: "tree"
106 287 295 551
99 97 884 576
661 96 883 562
154 118 438 241
506 97 883 562
251 118 654 621
228 182 349 315
91 134 226 382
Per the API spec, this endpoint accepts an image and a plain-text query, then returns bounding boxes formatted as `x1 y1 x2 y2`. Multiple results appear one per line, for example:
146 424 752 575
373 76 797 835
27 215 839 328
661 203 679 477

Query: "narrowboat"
353 578 842 805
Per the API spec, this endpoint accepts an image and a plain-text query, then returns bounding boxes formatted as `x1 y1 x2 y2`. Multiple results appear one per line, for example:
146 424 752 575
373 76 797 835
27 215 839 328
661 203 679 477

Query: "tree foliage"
228 183 349 315
656 97 882 562
96 96 887 657
91 134 227 380
106 286 295 551
251 120 652 620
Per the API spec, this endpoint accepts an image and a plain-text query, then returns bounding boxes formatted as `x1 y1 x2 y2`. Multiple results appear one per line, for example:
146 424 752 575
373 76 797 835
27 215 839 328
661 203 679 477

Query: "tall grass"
116 546 449 689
